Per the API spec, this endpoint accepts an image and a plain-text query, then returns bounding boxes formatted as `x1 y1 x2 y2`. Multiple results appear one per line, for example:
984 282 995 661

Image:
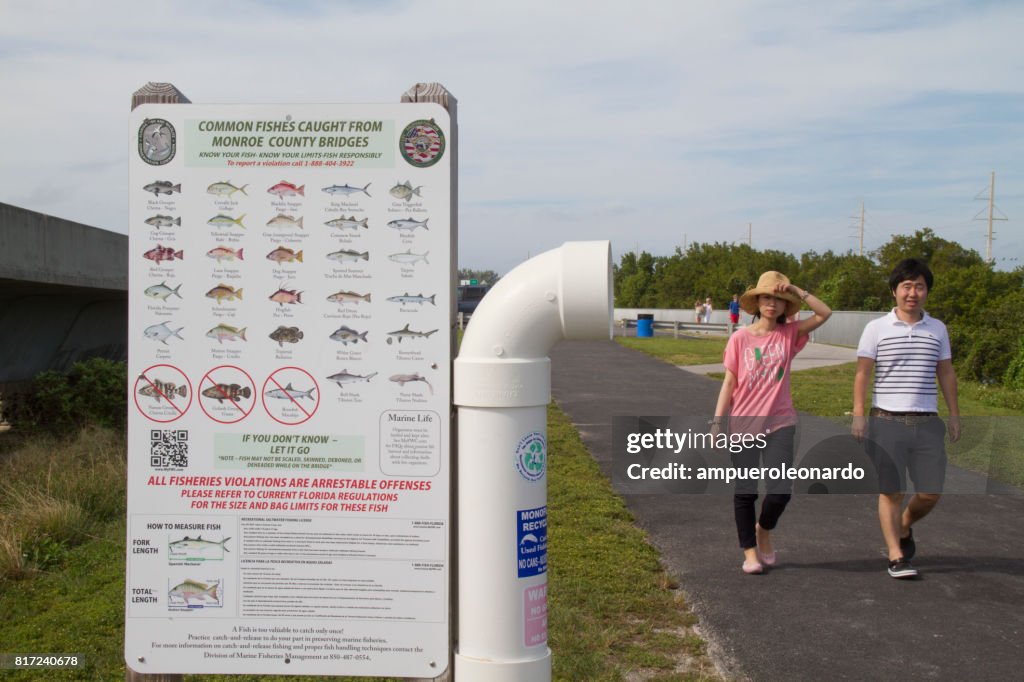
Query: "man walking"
852 258 961 579
728 293 741 329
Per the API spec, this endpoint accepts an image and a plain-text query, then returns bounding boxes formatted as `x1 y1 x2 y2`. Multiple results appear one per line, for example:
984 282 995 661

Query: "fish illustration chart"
128 103 454 677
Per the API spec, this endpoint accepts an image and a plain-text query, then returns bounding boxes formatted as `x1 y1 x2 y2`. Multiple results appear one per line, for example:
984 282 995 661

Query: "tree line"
614 228 1024 387
458 268 500 285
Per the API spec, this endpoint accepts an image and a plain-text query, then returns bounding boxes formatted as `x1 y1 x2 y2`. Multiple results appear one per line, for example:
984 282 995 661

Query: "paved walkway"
680 341 857 375
550 340 1024 682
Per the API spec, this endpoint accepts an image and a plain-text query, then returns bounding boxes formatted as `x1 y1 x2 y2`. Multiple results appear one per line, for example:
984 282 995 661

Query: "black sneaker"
888 557 918 579
900 528 916 560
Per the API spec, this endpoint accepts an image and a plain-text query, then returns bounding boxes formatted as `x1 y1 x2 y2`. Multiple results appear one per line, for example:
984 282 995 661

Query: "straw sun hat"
739 271 802 317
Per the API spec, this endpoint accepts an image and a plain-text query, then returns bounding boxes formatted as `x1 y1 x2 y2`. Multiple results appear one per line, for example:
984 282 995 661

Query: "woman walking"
711 271 832 574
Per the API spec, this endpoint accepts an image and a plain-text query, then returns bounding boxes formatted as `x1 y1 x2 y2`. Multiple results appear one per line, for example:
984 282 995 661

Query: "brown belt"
869 407 938 425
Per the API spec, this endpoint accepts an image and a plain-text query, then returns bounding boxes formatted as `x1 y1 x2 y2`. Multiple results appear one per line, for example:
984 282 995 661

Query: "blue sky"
1 0 1021 274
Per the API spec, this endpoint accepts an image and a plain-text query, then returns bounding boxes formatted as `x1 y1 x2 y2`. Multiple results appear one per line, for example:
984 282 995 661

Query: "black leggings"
732 426 796 550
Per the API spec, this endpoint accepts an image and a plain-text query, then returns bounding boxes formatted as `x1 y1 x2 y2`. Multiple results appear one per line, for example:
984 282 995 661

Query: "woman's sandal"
755 524 777 566
742 559 764 574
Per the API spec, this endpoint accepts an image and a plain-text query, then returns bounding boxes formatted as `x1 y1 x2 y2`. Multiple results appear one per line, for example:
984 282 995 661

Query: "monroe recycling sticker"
514 432 547 482
517 506 548 578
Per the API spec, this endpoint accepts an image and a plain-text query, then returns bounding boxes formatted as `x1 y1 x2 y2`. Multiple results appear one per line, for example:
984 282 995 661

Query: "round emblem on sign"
400 119 445 168
138 118 176 165
515 432 547 482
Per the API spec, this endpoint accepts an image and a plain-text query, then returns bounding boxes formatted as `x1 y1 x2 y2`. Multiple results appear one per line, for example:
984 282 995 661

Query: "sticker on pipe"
523 584 548 648
517 506 548 578
514 432 547 481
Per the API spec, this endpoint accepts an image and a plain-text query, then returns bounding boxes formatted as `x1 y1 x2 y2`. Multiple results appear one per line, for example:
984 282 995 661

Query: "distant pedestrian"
728 294 741 327
695 299 704 324
852 258 961 580
704 297 714 325
711 271 832 574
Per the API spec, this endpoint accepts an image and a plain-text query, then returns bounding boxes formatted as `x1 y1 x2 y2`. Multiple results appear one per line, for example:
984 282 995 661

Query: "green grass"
788 363 863 417
0 427 126 581
0 428 131 681
788 362 1024 419
788 363 1024 489
0 411 720 682
616 336 727 366
617 335 1024 416
0 519 128 681
547 405 717 681
618 336 1024 488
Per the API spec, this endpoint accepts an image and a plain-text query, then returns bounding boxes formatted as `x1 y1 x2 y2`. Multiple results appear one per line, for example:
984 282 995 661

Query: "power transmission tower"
859 201 865 257
748 222 752 247
848 200 865 256
974 171 1008 263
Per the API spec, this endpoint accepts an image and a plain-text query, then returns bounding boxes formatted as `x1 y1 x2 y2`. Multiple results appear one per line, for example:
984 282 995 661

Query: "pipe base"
454 650 551 682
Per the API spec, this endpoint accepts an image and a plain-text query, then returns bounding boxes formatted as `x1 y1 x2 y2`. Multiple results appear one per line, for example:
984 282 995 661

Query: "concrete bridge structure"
0 202 127 387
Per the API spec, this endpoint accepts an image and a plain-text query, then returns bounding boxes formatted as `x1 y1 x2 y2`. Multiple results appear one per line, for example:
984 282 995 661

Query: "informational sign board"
126 104 451 677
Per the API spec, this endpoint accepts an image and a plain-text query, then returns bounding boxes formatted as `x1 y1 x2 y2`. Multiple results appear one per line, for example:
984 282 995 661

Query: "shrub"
1003 339 1024 391
1 359 126 434
952 289 1024 385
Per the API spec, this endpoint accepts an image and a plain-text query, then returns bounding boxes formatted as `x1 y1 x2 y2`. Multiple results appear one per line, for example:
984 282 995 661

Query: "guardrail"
616 319 733 337
616 309 882 346
465 313 733 337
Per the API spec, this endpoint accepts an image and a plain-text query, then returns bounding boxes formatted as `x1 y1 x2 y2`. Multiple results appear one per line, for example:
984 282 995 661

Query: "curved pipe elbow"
460 241 611 361
455 241 611 407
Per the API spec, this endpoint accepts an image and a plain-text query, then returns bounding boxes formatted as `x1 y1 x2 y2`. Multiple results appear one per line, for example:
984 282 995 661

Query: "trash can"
637 313 654 338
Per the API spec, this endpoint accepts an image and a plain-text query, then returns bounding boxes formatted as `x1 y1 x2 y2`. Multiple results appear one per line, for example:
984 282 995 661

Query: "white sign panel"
126 104 451 677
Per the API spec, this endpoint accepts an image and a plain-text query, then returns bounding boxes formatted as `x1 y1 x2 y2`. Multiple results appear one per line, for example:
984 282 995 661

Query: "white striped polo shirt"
856 309 952 413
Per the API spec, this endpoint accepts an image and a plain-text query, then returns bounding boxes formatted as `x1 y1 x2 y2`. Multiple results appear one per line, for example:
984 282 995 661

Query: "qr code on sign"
150 429 188 468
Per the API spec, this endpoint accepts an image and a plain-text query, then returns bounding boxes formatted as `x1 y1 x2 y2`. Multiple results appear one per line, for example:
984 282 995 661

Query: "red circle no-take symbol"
199 365 256 424
262 367 320 425
134 364 192 423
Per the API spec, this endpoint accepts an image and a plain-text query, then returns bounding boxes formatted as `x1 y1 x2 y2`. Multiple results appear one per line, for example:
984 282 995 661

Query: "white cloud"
0 0 1022 272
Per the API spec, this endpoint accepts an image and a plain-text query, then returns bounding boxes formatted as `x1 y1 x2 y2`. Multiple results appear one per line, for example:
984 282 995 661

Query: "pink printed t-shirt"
722 322 808 433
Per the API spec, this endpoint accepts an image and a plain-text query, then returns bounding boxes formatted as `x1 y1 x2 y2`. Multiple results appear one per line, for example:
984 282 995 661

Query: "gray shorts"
865 412 947 494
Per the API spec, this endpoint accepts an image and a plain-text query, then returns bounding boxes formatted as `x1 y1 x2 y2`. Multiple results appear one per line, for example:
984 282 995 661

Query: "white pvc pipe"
454 241 611 682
